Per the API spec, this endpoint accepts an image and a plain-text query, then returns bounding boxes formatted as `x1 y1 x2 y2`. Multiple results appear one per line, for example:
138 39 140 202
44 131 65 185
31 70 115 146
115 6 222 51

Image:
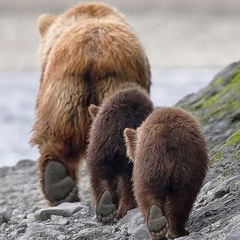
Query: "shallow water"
0 67 220 167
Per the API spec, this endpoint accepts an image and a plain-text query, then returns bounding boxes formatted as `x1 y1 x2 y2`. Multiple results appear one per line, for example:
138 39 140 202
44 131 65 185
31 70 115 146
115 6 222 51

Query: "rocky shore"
1 62 240 239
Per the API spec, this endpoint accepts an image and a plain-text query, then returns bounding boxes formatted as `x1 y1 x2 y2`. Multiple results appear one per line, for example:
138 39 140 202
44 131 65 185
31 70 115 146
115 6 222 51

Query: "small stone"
214 188 229 199
80 206 89 214
26 213 35 221
119 237 128 240
204 209 218 217
17 227 26 235
51 215 63 221
0 210 10 224
34 207 70 221
229 182 238 192
32 207 41 213
19 220 28 226
58 218 69 225
114 226 120 232
57 202 84 215
57 235 66 240
0 215 3 225
129 224 150 240
15 159 35 168
0 222 8 231
121 229 128 236
50 214 69 225
84 220 102 227
12 208 22 216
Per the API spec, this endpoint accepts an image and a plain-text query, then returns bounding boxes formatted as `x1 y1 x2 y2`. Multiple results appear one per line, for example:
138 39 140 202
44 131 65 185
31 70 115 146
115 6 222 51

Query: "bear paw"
96 190 116 224
147 204 169 240
44 161 79 206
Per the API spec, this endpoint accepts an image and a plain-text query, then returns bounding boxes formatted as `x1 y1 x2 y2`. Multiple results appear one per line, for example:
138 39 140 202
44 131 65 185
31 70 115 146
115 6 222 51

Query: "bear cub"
124 107 208 239
86 82 153 223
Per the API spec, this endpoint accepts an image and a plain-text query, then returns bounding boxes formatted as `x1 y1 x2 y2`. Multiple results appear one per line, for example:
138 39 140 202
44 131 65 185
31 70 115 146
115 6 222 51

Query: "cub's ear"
124 128 138 161
88 104 100 119
37 14 56 37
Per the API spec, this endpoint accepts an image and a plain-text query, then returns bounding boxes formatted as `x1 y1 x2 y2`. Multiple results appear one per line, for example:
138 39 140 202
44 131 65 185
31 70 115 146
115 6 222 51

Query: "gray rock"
0 210 10 225
18 223 46 240
34 207 71 221
129 224 150 240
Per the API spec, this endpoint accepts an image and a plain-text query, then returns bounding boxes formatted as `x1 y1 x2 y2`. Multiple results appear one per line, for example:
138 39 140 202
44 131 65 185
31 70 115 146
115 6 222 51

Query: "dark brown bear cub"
86 82 153 223
124 107 208 239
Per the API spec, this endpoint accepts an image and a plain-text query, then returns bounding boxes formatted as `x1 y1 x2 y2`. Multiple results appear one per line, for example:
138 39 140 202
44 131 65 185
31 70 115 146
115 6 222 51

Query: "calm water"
0 67 220 167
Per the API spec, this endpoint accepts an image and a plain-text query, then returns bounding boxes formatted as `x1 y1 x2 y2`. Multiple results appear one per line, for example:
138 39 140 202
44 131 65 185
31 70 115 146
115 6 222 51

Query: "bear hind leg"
147 204 169 240
89 171 118 224
96 190 117 224
116 174 136 219
39 145 81 206
165 192 195 238
136 190 169 240
44 161 79 206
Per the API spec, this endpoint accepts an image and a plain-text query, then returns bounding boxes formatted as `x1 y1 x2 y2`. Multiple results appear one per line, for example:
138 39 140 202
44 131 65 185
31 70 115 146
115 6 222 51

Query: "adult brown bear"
30 2 151 206
124 107 208 239
86 82 153 223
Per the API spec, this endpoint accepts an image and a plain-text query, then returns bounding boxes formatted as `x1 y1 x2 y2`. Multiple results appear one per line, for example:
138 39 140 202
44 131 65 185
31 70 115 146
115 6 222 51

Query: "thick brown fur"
124 107 208 239
86 82 154 220
30 2 151 205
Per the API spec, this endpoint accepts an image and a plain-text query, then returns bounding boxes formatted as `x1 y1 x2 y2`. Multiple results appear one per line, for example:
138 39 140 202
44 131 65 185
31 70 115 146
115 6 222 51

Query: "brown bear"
30 2 151 206
86 82 154 223
124 107 208 239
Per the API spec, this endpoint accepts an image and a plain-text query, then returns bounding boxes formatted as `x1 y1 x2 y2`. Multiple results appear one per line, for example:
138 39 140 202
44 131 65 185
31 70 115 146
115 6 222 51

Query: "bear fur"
86 82 154 222
30 2 151 206
124 107 208 239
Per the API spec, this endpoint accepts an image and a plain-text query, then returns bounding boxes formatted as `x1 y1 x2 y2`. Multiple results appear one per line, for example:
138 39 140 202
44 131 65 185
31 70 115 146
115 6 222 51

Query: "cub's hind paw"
147 204 169 240
44 161 79 206
96 190 116 224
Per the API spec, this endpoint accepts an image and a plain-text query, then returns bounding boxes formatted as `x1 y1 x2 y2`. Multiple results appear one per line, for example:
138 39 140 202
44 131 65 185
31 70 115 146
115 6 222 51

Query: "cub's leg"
116 174 136 219
89 169 118 224
164 191 196 238
96 189 117 224
136 190 169 240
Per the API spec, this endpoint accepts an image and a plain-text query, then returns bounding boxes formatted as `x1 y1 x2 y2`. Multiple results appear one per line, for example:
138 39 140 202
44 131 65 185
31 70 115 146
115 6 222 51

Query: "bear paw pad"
44 161 79 206
147 204 169 240
96 190 116 224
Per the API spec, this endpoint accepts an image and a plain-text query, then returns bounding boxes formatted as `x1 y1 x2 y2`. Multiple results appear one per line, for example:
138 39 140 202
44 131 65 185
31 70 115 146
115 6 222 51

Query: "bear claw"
147 204 169 240
96 190 116 224
44 161 79 206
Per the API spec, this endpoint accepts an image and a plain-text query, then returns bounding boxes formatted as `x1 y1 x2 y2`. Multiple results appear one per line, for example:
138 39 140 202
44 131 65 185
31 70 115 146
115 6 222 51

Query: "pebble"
0 210 10 225
129 224 150 240
34 208 70 221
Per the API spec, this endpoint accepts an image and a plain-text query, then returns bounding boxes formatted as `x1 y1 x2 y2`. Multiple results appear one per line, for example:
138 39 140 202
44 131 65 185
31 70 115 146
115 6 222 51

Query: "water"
0 67 220 167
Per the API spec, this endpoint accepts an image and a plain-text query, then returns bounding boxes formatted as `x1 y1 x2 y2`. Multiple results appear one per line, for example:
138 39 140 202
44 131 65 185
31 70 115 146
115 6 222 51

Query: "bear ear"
124 128 138 161
88 104 100 119
37 14 56 37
